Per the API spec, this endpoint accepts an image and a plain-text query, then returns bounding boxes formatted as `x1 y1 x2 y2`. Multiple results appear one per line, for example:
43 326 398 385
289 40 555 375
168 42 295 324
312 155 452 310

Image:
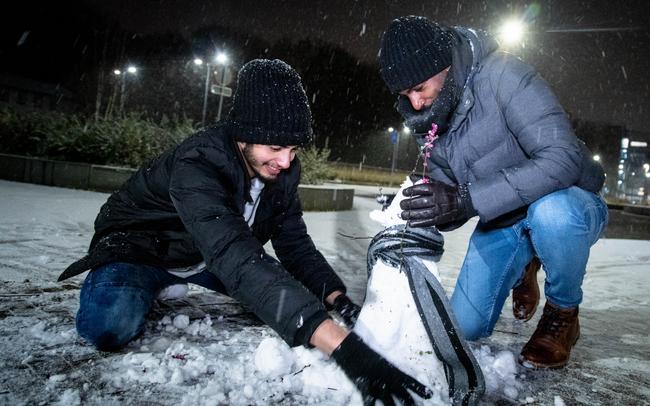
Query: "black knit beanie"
379 16 454 93
226 59 313 146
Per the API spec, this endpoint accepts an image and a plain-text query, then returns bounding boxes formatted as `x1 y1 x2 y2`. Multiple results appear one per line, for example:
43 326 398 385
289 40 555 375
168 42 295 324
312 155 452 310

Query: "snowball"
254 337 295 378
173 314 190 329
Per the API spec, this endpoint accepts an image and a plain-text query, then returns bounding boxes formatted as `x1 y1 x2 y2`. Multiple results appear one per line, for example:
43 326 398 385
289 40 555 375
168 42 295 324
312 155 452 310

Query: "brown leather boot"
512 257 541 321
519 301 580 369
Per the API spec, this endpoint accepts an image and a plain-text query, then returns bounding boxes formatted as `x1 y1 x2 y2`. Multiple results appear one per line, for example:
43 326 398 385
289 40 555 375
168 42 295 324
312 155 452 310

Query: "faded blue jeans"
450 187 609 340
76 262 227 351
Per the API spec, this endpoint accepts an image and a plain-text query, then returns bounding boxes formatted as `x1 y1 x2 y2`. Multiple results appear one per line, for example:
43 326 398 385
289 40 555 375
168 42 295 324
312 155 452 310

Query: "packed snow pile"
3 181 649 405
359 177 451 403
353 259 450 404
86 177 519 405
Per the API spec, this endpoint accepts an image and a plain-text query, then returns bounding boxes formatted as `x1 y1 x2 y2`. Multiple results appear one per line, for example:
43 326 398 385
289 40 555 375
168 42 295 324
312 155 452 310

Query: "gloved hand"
332 332 432 405
331 294 361 328
400 180 476 227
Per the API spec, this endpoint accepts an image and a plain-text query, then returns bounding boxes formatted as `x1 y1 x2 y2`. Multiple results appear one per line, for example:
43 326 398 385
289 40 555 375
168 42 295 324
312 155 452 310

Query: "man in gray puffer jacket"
379 16 608 369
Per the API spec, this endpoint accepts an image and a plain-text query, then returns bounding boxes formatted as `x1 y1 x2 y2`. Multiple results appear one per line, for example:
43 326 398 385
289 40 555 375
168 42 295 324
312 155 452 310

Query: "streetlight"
194 57 211 127
214 52 229 122
499 19 526 46
195 52 229 127
114 65 138 116
389 126 411 173
389 127 398 173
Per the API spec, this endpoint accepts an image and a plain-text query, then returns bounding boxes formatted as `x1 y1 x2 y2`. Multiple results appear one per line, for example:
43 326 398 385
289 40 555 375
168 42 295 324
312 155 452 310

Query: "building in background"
617 132 650 204
574 120 650 205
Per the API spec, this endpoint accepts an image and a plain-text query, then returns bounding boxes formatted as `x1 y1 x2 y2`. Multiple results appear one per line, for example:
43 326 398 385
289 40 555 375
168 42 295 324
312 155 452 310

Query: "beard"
243 144 280 183
397 73 462 136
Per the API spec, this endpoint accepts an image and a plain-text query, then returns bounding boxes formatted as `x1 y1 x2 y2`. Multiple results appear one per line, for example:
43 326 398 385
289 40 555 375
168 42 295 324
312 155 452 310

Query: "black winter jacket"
411 28 605 230
60 125 346 347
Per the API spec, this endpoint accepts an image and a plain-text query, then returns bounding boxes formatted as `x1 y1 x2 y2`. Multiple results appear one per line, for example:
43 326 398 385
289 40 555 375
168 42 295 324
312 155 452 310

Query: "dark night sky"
4 0 650 132
83 0 650 133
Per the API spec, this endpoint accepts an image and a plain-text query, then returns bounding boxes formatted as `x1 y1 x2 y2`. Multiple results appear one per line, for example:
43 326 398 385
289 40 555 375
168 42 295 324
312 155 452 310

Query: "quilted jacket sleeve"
469 55 584 221
270 162 347 303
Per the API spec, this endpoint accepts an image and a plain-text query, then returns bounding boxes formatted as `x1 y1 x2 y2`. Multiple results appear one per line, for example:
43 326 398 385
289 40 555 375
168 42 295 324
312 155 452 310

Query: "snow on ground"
1 180 649 405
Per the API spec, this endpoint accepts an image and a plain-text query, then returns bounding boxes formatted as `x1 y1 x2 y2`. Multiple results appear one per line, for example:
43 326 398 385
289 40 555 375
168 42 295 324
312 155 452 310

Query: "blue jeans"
450 187 608 340
76 262 227 351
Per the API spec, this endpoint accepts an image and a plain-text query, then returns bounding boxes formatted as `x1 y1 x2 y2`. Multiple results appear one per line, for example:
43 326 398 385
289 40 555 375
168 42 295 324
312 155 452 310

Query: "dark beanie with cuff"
226 59 313 147
379 16 454 93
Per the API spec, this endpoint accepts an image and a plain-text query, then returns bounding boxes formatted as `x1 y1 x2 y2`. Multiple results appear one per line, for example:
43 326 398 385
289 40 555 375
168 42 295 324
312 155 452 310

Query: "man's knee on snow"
76 307 145 351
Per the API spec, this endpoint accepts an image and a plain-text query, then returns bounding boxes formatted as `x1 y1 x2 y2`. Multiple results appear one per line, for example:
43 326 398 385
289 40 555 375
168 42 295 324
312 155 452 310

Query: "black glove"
331 294 361 328
400 180 476 227
332 332 432 405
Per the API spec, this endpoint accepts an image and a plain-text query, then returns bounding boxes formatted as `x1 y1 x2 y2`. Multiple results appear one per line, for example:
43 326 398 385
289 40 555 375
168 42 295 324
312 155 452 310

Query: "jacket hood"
454 27 499 73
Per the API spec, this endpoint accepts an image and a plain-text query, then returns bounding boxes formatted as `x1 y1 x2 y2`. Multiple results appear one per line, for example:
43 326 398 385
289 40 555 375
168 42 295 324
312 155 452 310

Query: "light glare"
216 52 228 65
500 19 525 45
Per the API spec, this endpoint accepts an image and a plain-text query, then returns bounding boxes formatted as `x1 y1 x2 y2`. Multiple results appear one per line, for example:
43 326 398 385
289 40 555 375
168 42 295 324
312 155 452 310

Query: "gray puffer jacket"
416 27 604 229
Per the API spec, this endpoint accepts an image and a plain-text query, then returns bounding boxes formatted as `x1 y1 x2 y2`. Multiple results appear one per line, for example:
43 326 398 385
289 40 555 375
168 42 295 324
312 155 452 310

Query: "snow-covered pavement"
1 180 649 405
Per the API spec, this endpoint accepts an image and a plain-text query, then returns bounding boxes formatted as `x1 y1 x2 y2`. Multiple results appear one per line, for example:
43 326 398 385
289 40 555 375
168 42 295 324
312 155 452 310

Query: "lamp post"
194 58 212 127
215 52 229 122
389 126 410 173
195 52 229 126
389 127 398 173
114 65 137 116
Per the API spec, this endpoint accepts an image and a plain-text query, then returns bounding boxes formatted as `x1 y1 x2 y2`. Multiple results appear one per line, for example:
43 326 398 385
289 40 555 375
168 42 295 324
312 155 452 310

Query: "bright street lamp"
194 57 212 127
113 65 138 116
196 52 229 127
216 52 228 65
389 126 411 173
499 19 526 46
214 52 229 122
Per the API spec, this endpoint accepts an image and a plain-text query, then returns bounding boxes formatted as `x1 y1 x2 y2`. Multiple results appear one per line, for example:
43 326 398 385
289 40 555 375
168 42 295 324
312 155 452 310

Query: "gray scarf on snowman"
367 225 485 406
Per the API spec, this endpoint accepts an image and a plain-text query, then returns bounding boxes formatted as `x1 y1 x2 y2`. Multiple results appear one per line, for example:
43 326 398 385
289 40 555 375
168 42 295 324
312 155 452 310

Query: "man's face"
239 143 298 182
399 66 451 111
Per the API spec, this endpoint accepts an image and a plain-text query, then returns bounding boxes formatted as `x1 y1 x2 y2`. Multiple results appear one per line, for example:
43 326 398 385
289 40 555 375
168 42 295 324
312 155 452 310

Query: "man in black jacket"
61 59 430 404
378 16 609 369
